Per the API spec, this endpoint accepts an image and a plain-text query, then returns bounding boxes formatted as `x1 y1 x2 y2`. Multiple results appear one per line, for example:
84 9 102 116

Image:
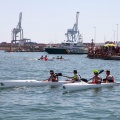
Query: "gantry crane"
65 12 82 43
11 12 23 44
11 12 31 45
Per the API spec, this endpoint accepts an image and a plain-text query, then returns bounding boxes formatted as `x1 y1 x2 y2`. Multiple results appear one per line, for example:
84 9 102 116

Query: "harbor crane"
65 12 82 43
11 12 23 44
11 12 30 44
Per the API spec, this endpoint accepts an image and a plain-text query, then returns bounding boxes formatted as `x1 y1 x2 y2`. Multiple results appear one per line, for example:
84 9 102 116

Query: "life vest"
44 57 48 61
73 74 81 81
49 74 58 82
92 75 101 84
106 75 114 82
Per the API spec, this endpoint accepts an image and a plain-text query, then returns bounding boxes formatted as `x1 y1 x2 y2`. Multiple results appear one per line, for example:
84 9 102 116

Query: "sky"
0 0 120 44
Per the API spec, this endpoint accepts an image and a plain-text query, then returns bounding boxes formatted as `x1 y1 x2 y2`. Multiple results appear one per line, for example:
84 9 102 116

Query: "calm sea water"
0 50 120 120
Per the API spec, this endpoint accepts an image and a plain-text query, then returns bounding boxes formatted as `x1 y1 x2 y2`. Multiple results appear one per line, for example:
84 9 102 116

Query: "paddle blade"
55 73 62 76
98 70 104 74
81 78 88 82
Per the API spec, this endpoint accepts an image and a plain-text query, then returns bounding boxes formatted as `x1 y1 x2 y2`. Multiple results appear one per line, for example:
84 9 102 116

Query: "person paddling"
60 56 63 59
44 55 48 61
56 56 59 59
89 70 102 84
45 70 58 82
40 55 44 60
71 70 81 83
103 70 115 83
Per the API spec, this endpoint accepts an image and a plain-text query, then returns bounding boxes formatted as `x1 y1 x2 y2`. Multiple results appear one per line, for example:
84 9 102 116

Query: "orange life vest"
44 57 48 61
92 76 101 84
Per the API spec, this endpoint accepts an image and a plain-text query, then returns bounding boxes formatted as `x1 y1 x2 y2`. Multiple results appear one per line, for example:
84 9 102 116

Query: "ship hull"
45 48 88 54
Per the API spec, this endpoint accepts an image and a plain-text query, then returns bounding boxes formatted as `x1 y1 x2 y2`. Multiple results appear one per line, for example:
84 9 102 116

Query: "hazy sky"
0 0 120 44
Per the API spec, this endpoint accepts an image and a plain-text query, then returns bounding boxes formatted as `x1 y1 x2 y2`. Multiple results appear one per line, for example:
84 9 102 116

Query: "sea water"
0 50 120 120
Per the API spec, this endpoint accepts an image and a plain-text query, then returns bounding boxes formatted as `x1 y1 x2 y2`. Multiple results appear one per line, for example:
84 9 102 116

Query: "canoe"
62 81 120 91
0 80 70 88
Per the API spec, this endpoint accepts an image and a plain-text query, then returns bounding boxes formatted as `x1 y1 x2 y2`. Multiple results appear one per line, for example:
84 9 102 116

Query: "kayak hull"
38 58 69 61
62 82 120 91
0 80 70 88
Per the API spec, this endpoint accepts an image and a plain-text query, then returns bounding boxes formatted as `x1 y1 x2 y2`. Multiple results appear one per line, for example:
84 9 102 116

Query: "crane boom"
17 12 22 30
75 12 79 31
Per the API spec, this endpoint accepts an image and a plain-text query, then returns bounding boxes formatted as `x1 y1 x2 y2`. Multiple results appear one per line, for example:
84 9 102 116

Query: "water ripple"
0 51 120 120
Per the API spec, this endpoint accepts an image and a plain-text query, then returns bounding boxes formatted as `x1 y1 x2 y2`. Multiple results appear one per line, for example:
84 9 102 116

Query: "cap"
94 70 98 74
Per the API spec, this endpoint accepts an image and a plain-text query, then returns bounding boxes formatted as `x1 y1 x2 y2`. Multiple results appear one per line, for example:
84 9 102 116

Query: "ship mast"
65 12 82 43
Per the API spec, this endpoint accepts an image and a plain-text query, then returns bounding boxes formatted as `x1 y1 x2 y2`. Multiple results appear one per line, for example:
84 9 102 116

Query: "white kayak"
38 59 54 61
53 58 69 61
38 58 69 61
0 80 70 88
62 81 120 92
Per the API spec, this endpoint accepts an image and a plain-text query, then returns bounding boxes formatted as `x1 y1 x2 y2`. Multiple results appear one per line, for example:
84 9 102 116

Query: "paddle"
56 70 104 82
55 73 62 76
81 70 104 82
55 73 73 79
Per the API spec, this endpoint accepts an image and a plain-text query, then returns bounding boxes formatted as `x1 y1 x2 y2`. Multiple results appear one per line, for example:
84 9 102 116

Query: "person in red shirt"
44 55 48 61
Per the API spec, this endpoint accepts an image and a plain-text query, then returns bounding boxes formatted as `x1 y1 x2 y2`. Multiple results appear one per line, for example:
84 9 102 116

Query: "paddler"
40 55 44 60
103 70 115 83
90 70 102 84
56 56 59 59
71 70 81 83
44 55 48 61
45 70 58 82
60 56 63 59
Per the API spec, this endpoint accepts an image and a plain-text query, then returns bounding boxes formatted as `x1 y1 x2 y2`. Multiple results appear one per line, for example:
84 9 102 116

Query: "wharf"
0 43 58 52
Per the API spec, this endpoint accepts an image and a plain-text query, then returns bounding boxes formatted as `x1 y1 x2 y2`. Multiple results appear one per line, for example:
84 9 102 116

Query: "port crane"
11 12 30 44
65 12 82 43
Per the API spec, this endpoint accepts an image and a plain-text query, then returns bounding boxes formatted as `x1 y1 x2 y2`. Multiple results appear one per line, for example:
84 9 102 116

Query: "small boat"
0 80 71 88
103 56 120 60
62 81 120 92
87 40 120 60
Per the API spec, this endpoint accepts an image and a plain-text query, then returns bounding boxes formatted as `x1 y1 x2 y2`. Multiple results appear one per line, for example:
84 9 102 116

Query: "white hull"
0 80 70 88
62 81 120 91
38 58 69 61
